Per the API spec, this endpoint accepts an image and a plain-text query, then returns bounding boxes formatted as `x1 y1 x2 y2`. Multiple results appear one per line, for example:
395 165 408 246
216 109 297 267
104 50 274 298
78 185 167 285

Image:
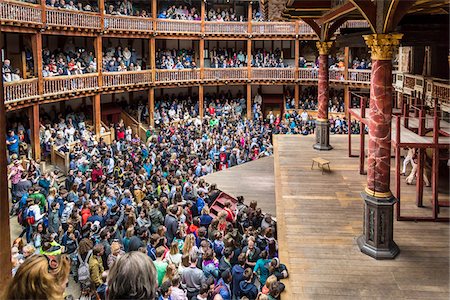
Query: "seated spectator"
252 49 287 68
209 48 247 68
156 49 196 70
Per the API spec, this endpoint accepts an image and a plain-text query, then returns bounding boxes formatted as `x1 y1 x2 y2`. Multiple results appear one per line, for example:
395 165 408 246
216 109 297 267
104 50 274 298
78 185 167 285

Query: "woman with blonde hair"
164 241 182 267
3 254 70 300
162 263 178 285
182 233 198 256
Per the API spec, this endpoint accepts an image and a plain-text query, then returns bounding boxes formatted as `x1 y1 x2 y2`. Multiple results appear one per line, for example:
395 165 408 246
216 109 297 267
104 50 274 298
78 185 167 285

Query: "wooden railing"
251 22 296 35
104 14 153 32
433 82 450 105
156 19 201 33
0 0 42 25
43 73 99 95
4 78 39 103
329 68 345 81
404 74 416 89
102 70 152 87
204 21 247 34
347 69 371 83
155 69 200 83
252 68 296 80
203 68 248 81
298 68 318 80
46 8 101 30
298 21 315 34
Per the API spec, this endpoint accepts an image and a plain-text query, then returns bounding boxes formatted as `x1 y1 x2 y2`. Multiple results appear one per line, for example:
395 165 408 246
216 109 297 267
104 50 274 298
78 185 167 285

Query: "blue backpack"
26 209 36 225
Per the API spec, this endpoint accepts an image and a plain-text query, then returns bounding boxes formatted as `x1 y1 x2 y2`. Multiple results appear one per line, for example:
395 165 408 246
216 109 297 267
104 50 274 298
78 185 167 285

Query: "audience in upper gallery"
206 7 245 22
41 45 97 77
156 49 197 70
351 57 371 69
252 49 288 68
105 0 150 17
46 0 98 12
158 5 200 20
103 45 143 72
208 48 247 68
2 59 23 82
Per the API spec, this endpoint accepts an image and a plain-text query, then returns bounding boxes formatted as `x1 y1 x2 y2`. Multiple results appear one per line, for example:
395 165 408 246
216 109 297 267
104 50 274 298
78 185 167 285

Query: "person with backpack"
213 269 232 300
89 244 106 296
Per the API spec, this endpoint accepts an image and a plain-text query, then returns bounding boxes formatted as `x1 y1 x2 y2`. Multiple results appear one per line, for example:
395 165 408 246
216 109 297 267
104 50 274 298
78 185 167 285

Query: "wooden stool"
311 157 331 175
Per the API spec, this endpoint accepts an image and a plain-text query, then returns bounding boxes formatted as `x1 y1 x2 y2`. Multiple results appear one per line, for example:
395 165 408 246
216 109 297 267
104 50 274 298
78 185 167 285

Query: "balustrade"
252 68 296 80
0 1 42 25
104 15 152 32
433 82 450 105
404 75 416 89
155 69 200 83
43 73 98 95
347 69 371 83
298 21 315 35
4 78 39 103
329 68 345 81
203 68 248 81
204 21 247 34
46 8 101 29
298 68 319 80
103 70 152 87
156 19 201 33
252 22 296 35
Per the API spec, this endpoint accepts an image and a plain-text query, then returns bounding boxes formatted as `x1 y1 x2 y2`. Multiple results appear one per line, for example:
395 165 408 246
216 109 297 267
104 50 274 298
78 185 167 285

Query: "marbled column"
317 54 329 120
363 33 403 197
357 33 403 260
366 59 393 195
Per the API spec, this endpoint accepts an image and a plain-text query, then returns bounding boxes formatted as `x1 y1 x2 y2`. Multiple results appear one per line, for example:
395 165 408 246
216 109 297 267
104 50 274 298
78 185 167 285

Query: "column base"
313 120 332 151
357 192 400 260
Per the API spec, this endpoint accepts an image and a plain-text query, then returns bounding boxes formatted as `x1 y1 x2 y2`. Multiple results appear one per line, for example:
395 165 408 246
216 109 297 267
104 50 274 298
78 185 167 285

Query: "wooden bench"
311 157 331 174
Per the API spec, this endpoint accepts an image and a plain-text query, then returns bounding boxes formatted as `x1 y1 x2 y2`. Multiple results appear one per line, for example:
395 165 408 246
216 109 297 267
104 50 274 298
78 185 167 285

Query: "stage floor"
273 135 449 299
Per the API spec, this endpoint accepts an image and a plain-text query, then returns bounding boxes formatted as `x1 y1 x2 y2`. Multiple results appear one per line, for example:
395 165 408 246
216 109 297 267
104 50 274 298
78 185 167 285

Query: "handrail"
46 7 101 29
347 69 371 83
3 78 39 103
102 70 153 87
104 14 153 32
155 69 200 82
252 68 296 80
156 19 201 33
298 68 319 80
204 21 247 34
0 0 42 25
203 68 248 81
43 73 99 95
251 21 296 34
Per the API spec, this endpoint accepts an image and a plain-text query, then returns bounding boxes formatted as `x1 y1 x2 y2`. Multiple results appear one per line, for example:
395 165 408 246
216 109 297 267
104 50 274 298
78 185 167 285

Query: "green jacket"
89 255 105 287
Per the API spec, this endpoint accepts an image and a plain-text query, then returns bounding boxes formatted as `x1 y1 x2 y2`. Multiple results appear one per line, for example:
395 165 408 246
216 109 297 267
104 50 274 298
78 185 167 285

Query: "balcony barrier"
4 78 39 103
329 68 345 81
156 19 201 34
104 15 153 32
155 69 200 83
347 69 371 83
46 8 101 30
103 70 152 88
43 73 99 95
433 82 450 105
203 68 248 81
252 68 296 80
298 68 318 80
204 21 247 34
298 21 315 35
252 22 296 35
0 1 42 25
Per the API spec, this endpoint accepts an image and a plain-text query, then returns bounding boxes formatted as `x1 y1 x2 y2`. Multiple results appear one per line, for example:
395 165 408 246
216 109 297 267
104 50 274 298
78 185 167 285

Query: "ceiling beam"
384 0 418 33
301 18 321 38
318 2 357 25
349 0 377 33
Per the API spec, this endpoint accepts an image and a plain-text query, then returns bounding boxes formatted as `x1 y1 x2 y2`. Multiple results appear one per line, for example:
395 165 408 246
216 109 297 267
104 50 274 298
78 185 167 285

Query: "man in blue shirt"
6 130 19 157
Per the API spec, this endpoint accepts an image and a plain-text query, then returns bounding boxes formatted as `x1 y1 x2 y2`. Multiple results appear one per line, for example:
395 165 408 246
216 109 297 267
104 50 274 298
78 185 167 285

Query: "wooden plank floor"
203 156 276 216
274 135 449 300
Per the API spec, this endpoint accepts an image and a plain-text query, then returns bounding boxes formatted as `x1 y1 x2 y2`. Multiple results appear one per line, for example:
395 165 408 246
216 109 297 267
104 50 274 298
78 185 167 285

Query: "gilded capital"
316 41 334 55
363 33 403 60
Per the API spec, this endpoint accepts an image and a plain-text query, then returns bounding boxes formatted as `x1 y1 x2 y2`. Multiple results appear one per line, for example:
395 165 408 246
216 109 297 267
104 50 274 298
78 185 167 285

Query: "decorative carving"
363 33 403 61
316 41 334 55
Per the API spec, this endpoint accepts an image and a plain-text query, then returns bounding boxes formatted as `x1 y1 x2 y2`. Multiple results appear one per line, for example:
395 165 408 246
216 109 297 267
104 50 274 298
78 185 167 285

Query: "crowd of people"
154 94 199 125
208 49 247 69
46 0 98 12
103 45 143 72
252 49 287 68
206 7 244 22
158 5 201 20
42 45 97 77
156 49 197 70
284 87 345 113
7 105 292 299
105 0 149 17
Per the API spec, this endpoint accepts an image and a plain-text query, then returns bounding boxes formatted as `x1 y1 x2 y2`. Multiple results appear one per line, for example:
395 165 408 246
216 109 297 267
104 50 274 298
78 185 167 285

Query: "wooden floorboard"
273 135 449 300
